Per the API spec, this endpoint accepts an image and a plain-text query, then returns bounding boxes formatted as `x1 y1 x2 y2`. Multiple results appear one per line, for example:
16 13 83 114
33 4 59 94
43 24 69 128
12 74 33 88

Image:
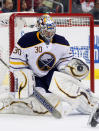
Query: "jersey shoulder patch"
52 34 70 46
17 31 41 48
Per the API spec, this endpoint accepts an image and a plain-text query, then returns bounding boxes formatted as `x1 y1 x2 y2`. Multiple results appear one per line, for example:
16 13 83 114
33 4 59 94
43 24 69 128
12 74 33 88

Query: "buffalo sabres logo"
37 52 56 71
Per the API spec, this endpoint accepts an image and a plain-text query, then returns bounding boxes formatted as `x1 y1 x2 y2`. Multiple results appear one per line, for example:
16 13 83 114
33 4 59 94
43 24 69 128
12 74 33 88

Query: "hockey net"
0 13 94 93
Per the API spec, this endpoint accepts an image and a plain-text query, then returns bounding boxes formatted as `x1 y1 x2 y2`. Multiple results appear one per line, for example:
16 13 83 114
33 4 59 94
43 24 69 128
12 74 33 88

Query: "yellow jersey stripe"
10 61 28 66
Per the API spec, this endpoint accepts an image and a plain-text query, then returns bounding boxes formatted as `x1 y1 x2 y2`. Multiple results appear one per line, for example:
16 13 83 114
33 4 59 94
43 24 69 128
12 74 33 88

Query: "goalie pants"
35 67 58 92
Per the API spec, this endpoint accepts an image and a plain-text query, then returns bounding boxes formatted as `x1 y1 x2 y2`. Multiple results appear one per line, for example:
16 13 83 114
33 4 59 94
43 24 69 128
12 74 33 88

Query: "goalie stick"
0 58 9 69
32 88 61 118
0 58 62 119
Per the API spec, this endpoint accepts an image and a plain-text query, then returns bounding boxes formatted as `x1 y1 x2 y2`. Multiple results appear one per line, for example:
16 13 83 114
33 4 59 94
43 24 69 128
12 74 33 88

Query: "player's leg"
34 67 63 115
35 76 49 92
0 92 40 115
49 71 99 126
49 71 99 115
35 67 58 92
0 69 63 116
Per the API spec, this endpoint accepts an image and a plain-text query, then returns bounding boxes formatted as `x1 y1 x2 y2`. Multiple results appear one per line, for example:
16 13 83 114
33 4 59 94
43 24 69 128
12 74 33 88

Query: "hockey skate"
88 104 99 127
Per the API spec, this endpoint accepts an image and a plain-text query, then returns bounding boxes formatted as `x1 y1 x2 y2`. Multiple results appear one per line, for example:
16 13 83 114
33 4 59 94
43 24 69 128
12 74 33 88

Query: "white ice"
0 80 99 131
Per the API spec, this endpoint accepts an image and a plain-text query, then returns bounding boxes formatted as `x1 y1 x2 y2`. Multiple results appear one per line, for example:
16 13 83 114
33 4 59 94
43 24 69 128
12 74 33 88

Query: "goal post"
0 13 94 92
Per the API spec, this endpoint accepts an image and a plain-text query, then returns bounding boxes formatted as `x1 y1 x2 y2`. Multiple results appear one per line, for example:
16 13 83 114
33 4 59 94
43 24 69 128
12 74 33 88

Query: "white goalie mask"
37 14 56 42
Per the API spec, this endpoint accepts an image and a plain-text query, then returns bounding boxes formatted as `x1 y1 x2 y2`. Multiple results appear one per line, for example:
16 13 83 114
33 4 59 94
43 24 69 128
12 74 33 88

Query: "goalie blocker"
13 69 35 99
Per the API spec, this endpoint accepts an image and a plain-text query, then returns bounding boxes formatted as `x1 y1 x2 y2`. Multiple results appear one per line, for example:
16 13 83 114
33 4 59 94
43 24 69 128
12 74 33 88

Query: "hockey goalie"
0 14 99 127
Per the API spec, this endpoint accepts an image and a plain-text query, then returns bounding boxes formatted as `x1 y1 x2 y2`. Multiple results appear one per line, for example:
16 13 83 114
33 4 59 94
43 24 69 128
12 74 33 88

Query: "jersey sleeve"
9 43 29 72
53 34 73 70
56 45 73 70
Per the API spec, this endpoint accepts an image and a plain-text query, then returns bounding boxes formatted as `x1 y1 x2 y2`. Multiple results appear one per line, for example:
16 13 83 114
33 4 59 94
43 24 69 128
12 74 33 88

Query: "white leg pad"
0 92 14 114
0 88 63 116
49 71 99 115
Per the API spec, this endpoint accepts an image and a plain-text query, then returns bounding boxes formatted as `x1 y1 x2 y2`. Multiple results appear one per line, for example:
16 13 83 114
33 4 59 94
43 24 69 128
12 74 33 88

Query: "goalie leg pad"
49 71 81 102
49 71 99 115
76 88 99 114
0 92 34 115
26 87 63 116
0 88 63 116
0 92 14 114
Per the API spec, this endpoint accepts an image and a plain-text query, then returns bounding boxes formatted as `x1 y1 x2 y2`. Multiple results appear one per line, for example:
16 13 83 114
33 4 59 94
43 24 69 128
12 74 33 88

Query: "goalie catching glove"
58 58 89 80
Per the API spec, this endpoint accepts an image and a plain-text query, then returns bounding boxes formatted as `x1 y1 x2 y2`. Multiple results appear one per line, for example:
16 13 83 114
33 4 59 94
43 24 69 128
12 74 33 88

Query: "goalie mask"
37 14 56 43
